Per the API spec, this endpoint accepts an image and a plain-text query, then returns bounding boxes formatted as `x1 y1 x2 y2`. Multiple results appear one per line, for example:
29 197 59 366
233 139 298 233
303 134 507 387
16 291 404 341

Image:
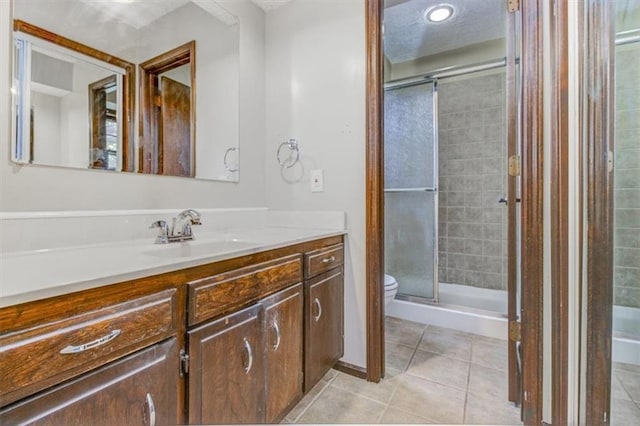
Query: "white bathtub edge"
387 299 507 340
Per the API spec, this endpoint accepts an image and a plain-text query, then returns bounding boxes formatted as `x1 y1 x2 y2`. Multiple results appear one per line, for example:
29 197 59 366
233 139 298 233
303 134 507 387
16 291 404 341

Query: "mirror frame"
12 19 136 171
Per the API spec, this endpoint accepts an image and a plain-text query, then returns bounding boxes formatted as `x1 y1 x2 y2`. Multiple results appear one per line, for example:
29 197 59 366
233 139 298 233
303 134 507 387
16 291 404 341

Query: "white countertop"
0 227 346 308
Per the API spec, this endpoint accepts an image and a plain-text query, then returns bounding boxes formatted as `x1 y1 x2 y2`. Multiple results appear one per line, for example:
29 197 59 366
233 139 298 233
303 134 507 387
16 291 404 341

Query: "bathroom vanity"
0 232 345 425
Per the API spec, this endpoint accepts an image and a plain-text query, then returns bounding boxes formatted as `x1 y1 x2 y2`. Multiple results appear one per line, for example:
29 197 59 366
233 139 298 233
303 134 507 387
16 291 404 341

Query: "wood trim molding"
13 19 136 172
583 0 615 424
365 0 384 383
550 0 570 423
333 361 367 380
520 0 545 424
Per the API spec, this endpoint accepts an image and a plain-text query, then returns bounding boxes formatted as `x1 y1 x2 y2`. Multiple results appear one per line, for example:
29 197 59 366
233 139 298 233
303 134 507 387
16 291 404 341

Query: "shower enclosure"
384 66 510 314
384 82 437 300
610 23 640 424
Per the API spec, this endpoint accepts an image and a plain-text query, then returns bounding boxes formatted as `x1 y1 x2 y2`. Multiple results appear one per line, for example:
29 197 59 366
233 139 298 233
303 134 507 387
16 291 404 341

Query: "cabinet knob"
322 256 336 264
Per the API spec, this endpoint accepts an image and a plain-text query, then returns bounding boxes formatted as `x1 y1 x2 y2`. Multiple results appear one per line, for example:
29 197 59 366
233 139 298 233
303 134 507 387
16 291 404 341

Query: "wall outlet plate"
310 169 324 192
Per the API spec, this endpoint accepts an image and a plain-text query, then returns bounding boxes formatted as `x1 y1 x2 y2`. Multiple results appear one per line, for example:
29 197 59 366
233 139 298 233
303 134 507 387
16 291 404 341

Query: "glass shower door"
384 82 437 300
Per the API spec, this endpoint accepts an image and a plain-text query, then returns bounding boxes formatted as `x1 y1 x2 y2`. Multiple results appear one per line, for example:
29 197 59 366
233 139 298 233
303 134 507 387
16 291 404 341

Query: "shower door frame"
385 63 515 307
365 1 545 425
383 80 439 304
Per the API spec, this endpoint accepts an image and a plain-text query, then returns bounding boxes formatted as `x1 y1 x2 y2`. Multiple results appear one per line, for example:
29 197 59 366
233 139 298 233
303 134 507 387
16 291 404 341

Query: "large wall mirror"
11 0 240 182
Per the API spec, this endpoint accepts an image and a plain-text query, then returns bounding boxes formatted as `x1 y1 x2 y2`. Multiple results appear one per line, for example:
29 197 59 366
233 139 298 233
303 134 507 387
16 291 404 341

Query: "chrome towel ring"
223 147 239 172
277 139 300 168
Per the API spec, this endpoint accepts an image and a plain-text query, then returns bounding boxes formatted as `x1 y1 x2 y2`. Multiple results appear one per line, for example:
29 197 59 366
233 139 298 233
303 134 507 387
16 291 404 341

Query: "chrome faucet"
150 209 202 244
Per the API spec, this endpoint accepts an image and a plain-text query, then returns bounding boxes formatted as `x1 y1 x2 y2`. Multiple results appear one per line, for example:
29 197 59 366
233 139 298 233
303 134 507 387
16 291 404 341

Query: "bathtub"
613 305 640 365
387 282 508 340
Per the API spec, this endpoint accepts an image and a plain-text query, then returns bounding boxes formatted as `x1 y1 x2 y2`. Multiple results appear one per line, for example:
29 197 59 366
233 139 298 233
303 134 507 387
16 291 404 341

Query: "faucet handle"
150 220 169 244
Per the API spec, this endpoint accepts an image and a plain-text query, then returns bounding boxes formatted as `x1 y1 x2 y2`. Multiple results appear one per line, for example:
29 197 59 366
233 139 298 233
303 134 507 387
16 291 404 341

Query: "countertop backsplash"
0 208 346 254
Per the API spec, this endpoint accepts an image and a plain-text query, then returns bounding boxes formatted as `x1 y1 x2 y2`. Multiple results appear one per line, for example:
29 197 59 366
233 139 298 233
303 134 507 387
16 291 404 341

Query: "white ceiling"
383 0 506 64
77 0 237 29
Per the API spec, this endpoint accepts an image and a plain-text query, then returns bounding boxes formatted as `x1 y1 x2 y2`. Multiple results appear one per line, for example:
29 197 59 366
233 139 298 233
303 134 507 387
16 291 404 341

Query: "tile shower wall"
614 44 640 308
438 71 507 290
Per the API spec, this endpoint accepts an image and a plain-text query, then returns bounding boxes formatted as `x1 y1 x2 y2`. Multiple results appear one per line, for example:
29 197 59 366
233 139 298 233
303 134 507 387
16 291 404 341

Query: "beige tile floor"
284 316 522 425
611 361 640 425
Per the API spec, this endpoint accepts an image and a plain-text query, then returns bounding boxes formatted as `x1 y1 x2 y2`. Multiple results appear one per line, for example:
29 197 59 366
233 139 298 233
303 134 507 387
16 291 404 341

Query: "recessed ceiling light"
425 4 454 23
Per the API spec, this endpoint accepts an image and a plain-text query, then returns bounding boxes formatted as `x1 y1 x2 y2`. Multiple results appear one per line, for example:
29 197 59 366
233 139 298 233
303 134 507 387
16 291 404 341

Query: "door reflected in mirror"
89 75 120 171
139 42 195 178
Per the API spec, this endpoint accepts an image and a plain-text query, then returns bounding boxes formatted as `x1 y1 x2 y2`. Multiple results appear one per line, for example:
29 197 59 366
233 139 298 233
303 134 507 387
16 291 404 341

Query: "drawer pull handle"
60 329 121 354
322 256 336 264
313 298 323 322
242 338 253 374
146 393 156 426
272 320 281 351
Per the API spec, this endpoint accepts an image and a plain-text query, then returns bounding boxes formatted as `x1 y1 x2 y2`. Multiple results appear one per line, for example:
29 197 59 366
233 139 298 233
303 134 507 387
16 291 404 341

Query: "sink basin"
143 239 257 259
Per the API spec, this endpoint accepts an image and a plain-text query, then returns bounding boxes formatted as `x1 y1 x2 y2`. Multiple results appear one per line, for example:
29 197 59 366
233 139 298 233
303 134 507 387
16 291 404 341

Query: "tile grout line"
613 371 638 405
326 379 392 408
376 403 390 424
463 339 475 424
290 379 333 424
403 325 429 372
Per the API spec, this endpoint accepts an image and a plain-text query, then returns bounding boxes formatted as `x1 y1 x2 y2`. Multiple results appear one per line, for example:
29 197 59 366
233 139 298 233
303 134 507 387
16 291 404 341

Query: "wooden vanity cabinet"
0 235 344 425
186 252 305 425
187 304 265 425
0 337 180 426
263 283 304 423
303 244 345 392
187 283 304 425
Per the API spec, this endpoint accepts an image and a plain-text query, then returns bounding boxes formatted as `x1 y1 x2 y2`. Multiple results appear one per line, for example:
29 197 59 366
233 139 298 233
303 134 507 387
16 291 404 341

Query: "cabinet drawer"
188 254 302 326
0 338 180 426
304 244 344 278
0 288 178 407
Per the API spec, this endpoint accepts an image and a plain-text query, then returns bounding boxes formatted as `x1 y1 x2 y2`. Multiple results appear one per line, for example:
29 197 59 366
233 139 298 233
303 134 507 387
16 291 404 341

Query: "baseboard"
333 360 367 379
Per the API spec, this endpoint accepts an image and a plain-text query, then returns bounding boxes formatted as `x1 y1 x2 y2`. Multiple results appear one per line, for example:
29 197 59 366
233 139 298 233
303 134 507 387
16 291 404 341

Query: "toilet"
384 274 399 308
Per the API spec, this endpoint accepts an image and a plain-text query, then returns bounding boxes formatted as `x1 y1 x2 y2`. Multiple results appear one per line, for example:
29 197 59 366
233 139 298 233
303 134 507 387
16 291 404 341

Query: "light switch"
310 169 324 192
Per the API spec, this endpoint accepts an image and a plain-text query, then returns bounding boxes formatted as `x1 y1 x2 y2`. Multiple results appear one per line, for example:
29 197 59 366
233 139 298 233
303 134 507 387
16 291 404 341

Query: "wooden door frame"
582 1 616 424
365 0 385 383
549 0 570 423
139 41 196 177
519 1 545 424
364 5 545 414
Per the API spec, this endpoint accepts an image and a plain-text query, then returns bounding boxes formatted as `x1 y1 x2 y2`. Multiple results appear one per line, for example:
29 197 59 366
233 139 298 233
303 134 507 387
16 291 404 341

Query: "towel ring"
277 139 300 168
223 147 239 172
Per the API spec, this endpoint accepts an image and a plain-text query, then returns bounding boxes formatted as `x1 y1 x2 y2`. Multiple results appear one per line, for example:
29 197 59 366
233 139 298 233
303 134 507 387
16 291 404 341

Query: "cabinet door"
304 267 344 392
188 304 264 425
263 283 304 423
0 338 180 426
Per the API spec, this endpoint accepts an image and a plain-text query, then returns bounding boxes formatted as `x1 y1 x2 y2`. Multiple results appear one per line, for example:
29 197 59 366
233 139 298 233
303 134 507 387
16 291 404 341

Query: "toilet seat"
384 274 398 291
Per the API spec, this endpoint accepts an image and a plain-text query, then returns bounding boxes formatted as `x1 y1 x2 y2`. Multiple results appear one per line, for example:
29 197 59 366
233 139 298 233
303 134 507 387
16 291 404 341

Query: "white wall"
127 2 240 181
0 0 266 212
31 92 61 165
265 0 367 367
